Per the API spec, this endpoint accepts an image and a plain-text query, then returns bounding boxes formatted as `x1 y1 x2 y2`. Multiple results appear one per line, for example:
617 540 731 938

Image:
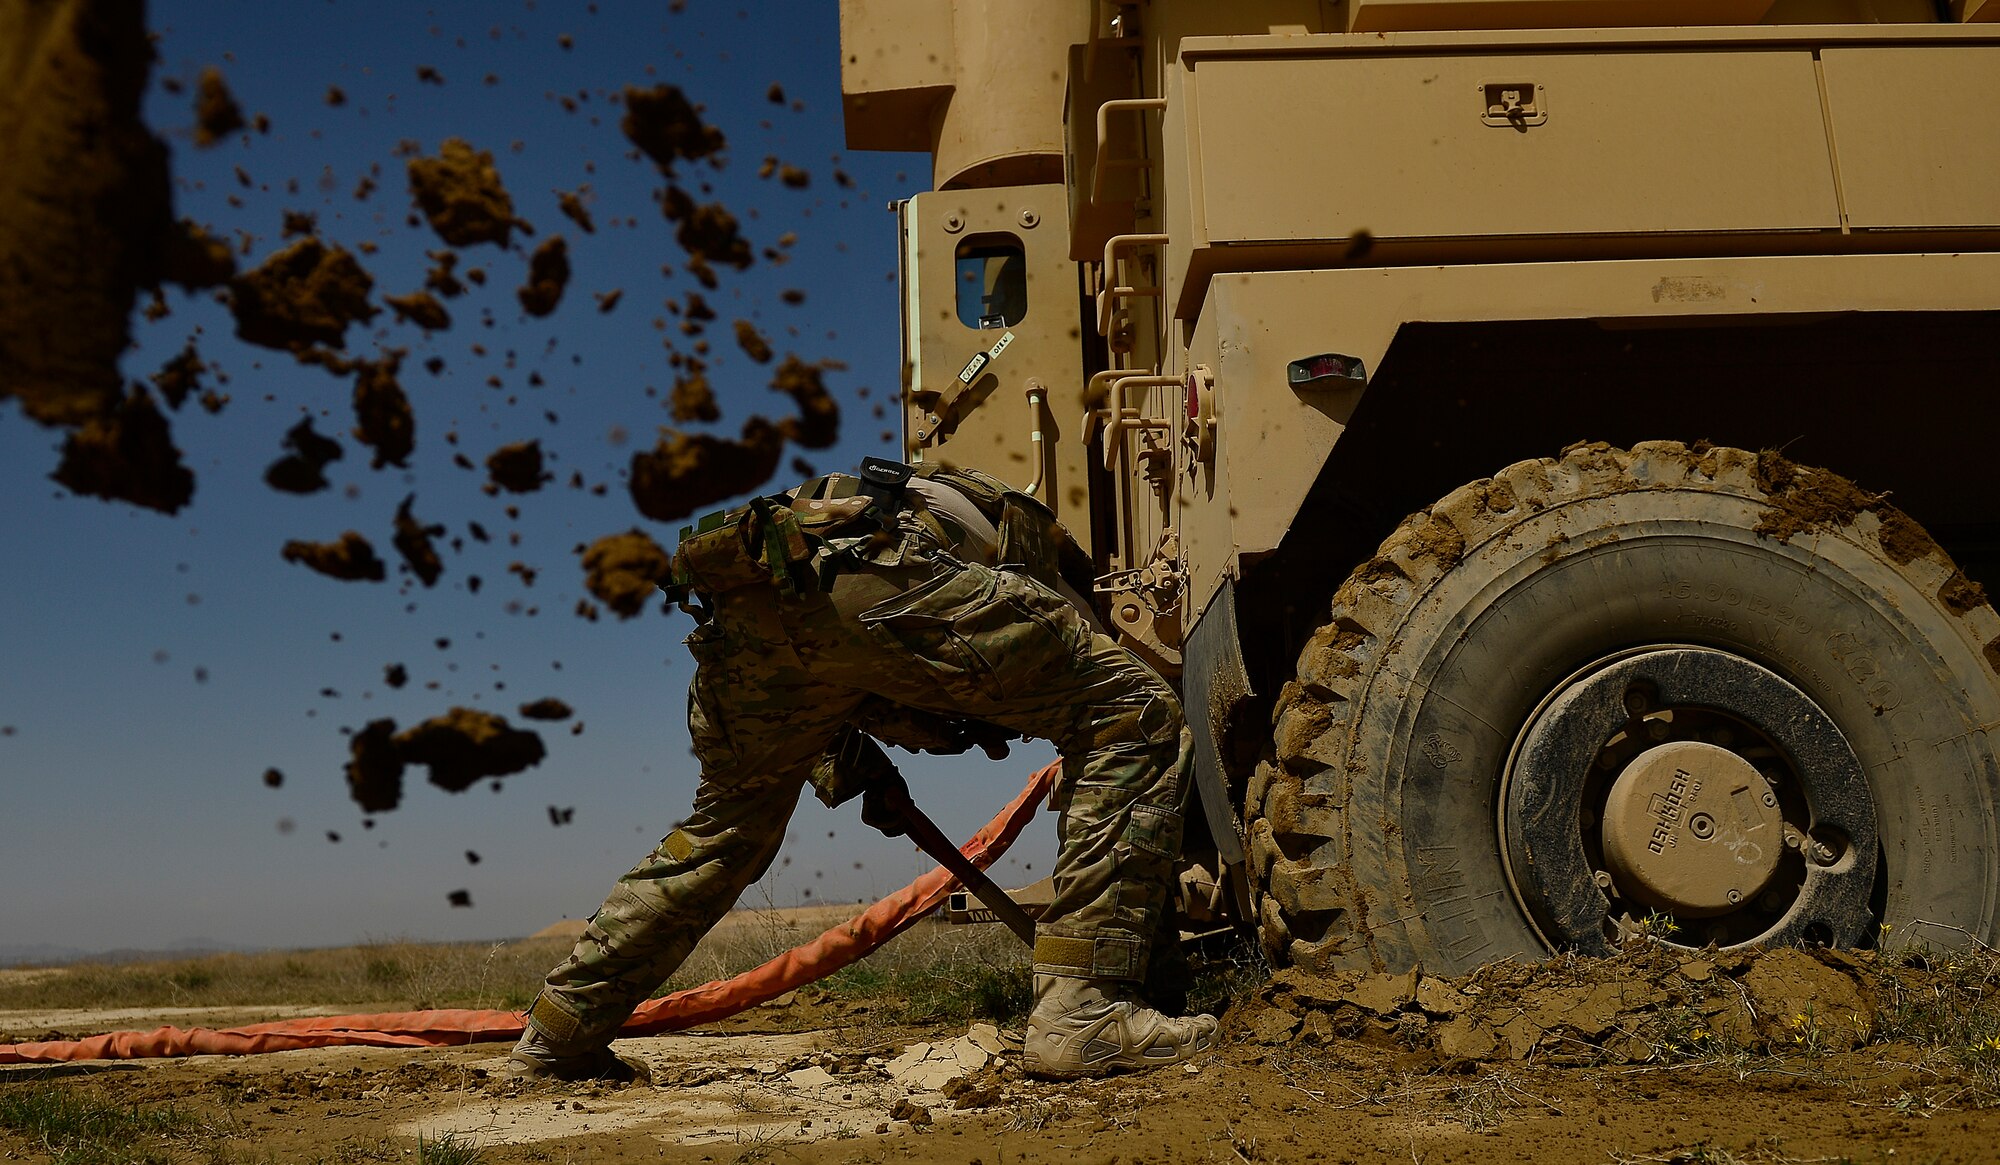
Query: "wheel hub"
1599 740 1783 918
1499 646 1879 954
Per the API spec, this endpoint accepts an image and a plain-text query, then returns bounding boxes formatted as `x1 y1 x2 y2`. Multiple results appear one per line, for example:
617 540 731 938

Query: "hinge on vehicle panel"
1096 529 1184 676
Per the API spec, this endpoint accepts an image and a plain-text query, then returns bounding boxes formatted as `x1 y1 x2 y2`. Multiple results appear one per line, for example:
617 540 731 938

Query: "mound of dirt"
628 419 784 524
1240 942 1921 1066
281 532 386 582
229 238 378 350
406 138 520 248
50 389 196 514
263 417 344 494
580 529 672 618
516 236 569 317
394 708 546 794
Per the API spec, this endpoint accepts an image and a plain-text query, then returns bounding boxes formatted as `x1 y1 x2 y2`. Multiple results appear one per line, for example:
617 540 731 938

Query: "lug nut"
1594 870 1613 889
1727 889 1742 904
1623 688 1650 716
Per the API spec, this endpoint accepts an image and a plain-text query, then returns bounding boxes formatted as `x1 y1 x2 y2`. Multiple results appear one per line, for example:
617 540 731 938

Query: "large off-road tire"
1249 442 2000 975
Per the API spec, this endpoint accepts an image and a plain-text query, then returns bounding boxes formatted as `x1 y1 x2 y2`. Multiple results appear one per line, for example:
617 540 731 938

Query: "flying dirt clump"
580 529 672 618
518 698 573 721
263 417 344 494
621 84 726 176
192 66 245 147
628 418 784 524
228 238 379 350
384 290 451 331
281 531 386 582
659 186 753 271
407 138 522 248
772 356 840 449
392 494 444 587
50 389 196 514
670 369 719 422
484 440 548 493
395 708 546 794
733 319 772 364
0 0 172 427
156 219 238 290
327 348 415 469
345 719 404 813
148 343 206 410
556 187 595 233
516 236 570 317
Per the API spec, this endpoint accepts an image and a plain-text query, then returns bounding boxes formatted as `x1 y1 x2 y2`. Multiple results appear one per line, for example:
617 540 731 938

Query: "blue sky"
0 0 1056 957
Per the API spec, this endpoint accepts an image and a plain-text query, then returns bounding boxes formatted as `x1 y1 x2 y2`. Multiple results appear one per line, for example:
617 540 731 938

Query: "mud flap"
1182 579 1253 920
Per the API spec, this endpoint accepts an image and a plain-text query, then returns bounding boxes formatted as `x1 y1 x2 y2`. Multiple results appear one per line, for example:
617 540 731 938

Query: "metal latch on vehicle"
1482 82 1545 128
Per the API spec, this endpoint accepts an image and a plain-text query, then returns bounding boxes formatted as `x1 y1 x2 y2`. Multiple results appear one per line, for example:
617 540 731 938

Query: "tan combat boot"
507 996 650 1083
1022 975 1219 1078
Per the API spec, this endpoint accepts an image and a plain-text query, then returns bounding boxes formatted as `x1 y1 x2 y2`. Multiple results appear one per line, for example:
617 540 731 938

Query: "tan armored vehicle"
840 0 2000 974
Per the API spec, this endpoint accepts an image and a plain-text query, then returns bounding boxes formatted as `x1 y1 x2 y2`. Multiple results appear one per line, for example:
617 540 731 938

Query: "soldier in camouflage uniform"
512 461 1217 1080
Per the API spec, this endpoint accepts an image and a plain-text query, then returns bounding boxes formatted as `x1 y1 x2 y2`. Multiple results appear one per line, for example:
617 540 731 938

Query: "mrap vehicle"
837 0 2000 974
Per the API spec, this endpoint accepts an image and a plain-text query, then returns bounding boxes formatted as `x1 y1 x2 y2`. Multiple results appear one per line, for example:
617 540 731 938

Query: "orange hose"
0 761 1058 1064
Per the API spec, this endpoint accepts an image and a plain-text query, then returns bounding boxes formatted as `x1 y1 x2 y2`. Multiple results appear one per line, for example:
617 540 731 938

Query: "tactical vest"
664 460 1089 606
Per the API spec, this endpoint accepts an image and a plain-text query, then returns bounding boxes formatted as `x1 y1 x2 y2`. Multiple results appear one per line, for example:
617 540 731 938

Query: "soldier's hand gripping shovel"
863 767 1039 947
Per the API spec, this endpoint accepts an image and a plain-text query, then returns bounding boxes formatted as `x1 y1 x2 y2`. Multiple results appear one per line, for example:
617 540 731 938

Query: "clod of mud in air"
407 138 524 248
621 84 726 176
192 66 245 147
516 236 570 318
659 186 752 271
295 348 416 469
392 494 445 587
148 344 207 411
51 390 196 514
518 698 573 721
264 417 344 494
396 708 546 794
580 530 672 619
670 371 719 423
229 238 379 350
384 290 452 331
772 356 840 450
734 320 773 364
628 419 785 524
384 663 409 689
0 0 171 427
485 440 549 494
281 531 386 582
1242 943 1918 1065
157 219 238 290
556 187 595 233
345 719 404 812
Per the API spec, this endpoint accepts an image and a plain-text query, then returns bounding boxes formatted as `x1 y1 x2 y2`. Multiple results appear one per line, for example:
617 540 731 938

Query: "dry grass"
0 909 1034 1030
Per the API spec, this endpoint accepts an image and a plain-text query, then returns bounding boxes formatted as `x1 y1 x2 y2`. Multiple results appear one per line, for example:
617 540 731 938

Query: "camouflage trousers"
528 551 1192 1050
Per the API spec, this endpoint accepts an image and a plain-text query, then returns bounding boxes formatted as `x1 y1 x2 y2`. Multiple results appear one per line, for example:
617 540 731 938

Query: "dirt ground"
7 941 2000 1164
